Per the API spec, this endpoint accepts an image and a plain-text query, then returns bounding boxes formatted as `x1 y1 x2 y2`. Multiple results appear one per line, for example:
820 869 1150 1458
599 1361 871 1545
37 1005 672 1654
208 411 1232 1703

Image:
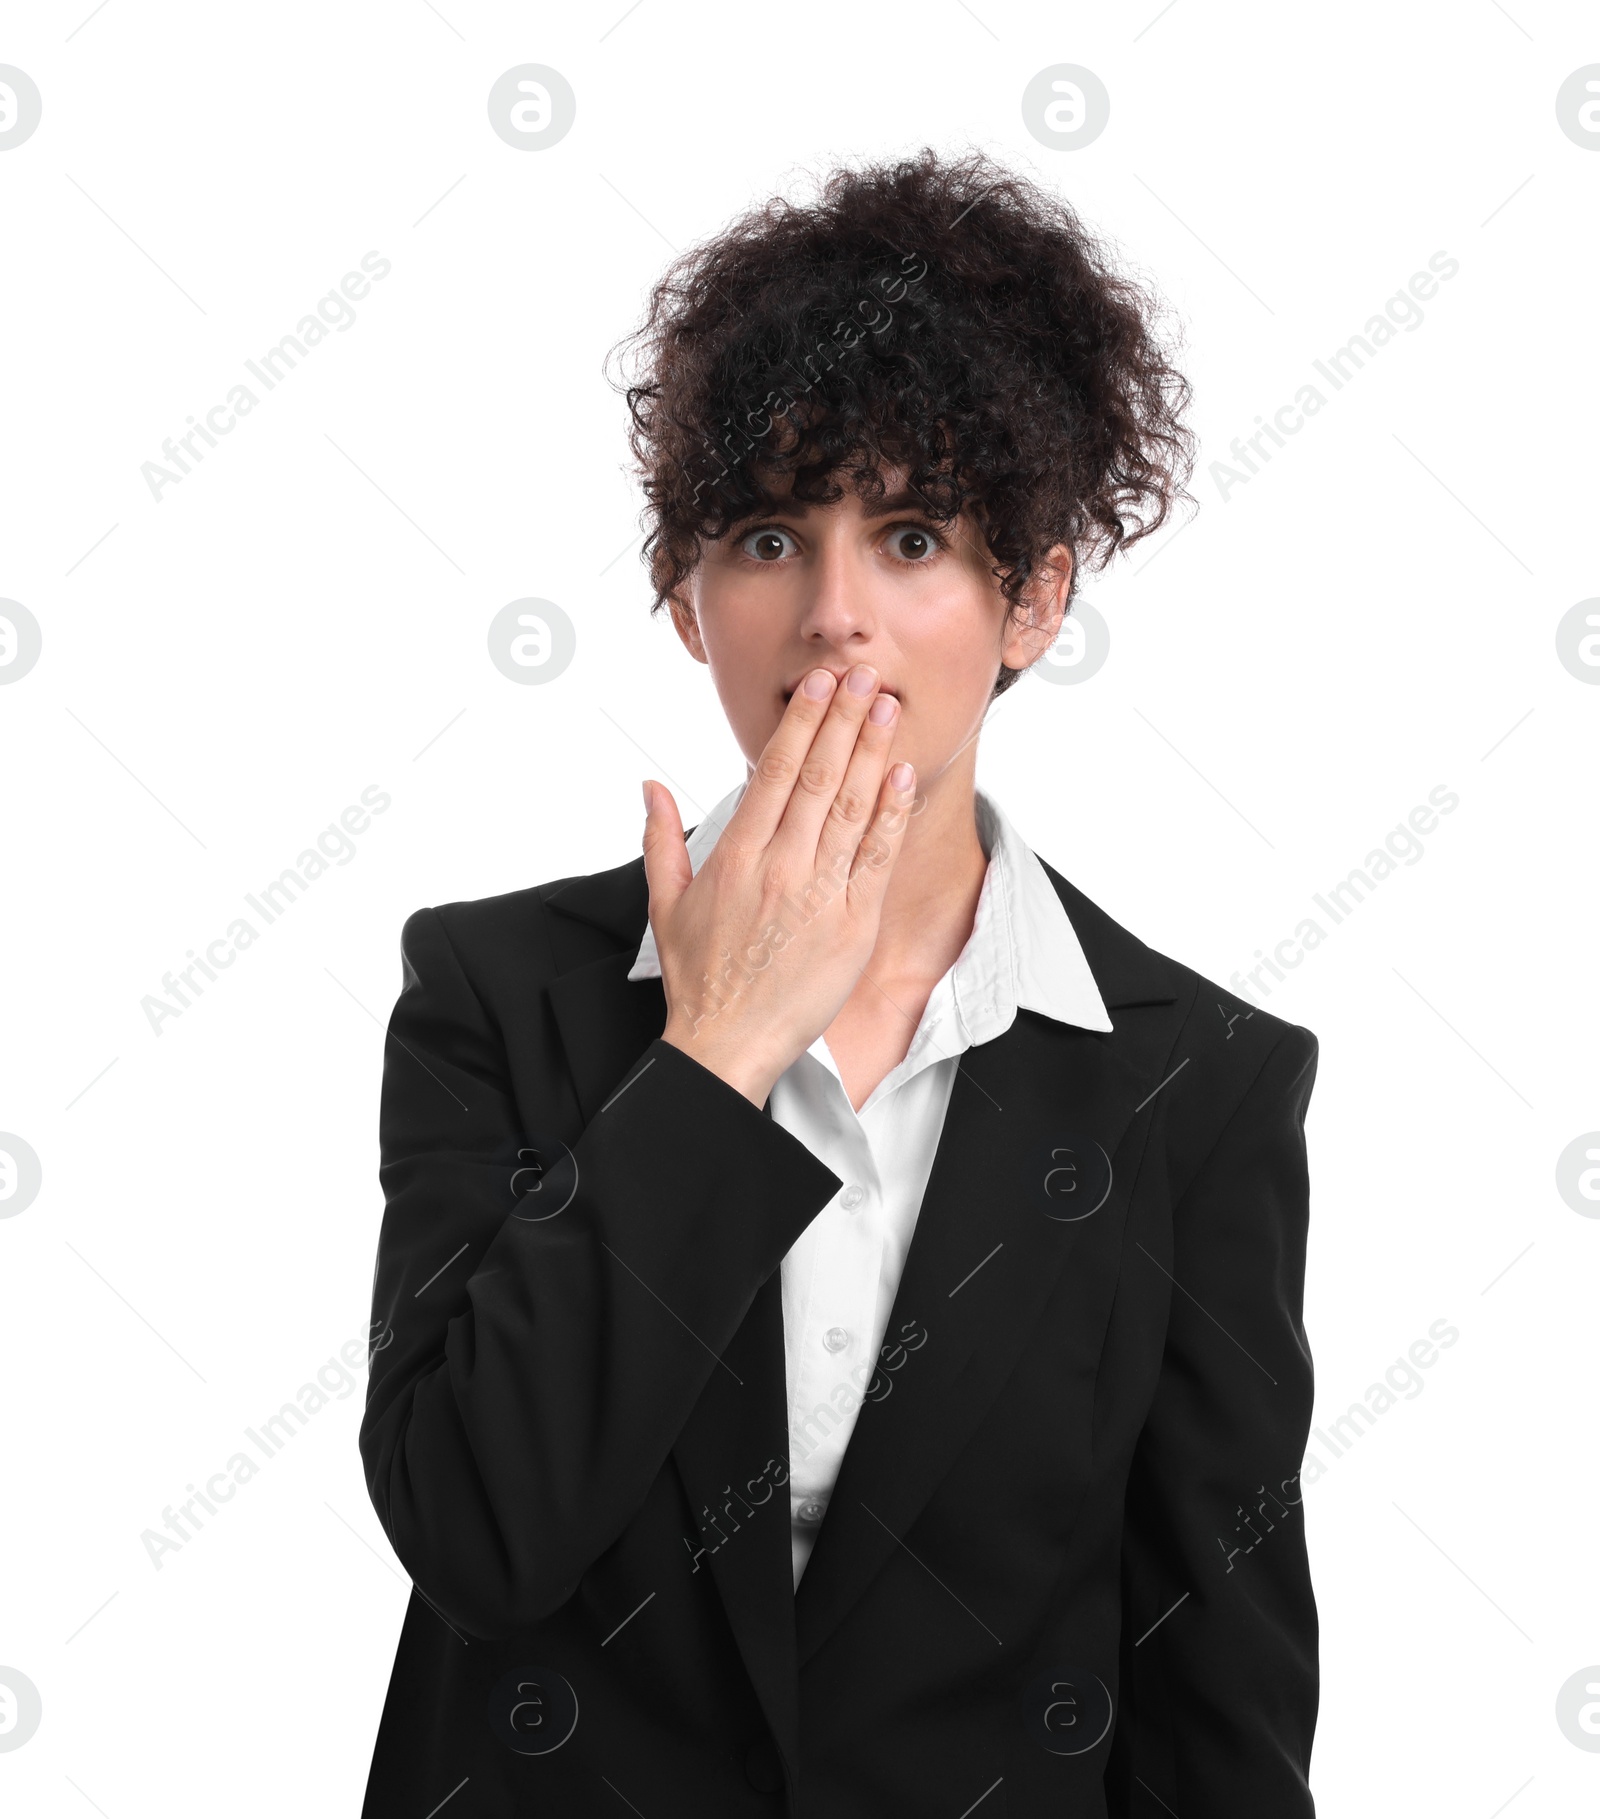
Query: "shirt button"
796 1500 827 1524
823 1327 849 1353
840 1184 864 1210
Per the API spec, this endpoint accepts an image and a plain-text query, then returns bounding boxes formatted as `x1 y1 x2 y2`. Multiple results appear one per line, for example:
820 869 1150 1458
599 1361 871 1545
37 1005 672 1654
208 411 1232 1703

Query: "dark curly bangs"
610 146 1195 696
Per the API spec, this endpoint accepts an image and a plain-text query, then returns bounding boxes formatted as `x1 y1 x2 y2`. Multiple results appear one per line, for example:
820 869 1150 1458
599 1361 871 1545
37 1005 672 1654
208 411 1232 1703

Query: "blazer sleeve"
1116 1024 1320 1815
358 904 842 1640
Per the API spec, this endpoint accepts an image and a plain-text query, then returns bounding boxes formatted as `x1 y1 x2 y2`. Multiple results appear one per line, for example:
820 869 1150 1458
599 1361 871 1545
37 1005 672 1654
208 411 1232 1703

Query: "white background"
2 1 1597 1813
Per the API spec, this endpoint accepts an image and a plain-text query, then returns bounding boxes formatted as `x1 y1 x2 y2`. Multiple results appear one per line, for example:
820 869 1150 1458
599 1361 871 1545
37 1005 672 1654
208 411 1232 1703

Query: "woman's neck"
868 760 990 987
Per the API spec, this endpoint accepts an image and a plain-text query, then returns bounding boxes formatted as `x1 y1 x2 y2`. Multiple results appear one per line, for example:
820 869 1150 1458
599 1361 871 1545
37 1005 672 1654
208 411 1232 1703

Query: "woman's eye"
887 525 939 562
740 528 797 562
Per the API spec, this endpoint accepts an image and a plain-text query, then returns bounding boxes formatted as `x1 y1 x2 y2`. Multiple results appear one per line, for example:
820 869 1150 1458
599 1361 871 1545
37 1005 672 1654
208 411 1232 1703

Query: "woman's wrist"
660 1014 776 1110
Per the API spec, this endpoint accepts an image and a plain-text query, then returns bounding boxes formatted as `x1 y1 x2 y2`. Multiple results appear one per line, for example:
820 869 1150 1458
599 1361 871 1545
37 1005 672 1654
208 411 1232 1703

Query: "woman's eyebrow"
721 504 796 536
721 489 943 536
863 489 939 518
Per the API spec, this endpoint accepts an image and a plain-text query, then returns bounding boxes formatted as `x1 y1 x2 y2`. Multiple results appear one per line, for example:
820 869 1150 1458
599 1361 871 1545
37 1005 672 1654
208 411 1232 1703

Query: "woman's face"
670 471 1069 795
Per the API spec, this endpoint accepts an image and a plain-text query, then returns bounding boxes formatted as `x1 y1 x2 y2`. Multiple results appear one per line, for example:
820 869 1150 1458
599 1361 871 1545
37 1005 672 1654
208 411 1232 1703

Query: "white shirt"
628 780 1112 1586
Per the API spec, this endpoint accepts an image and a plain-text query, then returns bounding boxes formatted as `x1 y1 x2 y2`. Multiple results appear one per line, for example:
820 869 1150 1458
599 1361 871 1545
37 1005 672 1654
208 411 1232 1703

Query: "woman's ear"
1000 543 1073 671
667 586 708 664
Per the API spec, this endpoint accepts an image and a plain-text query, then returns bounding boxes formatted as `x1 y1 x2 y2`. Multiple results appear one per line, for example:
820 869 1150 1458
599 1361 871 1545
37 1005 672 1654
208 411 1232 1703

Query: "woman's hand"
641 663 916 1108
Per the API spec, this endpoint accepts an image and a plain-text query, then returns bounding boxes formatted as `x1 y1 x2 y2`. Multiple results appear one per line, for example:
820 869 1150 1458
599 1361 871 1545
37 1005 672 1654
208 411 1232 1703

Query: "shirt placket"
787 1067 884 1539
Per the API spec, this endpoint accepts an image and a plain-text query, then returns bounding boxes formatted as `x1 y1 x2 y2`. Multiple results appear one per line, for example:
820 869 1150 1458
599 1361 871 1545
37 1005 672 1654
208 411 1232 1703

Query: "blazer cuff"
577 1034 845 1277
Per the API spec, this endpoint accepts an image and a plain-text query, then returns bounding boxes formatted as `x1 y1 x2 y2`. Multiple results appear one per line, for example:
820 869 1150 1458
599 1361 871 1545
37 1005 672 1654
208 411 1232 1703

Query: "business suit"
358 837 1320 1817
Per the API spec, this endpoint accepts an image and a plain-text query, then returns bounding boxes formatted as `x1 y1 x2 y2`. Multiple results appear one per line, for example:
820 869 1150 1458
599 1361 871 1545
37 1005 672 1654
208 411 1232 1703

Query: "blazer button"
744 1739 784 1793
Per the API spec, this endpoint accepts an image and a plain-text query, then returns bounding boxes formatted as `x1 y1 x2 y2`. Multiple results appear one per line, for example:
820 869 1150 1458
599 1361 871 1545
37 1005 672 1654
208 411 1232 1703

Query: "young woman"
359 148 1320 1817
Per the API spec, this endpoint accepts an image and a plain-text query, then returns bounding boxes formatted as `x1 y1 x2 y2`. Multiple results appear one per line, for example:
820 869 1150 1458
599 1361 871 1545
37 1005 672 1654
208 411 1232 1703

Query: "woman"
359 148 1320 1816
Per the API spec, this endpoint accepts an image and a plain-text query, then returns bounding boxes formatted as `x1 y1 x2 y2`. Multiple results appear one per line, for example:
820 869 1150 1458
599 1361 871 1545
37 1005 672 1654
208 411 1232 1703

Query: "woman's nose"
795 538 875 646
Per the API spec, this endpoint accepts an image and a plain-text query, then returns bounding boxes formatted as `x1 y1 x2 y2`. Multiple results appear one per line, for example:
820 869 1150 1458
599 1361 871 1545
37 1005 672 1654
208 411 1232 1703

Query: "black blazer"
358 838 1320 1818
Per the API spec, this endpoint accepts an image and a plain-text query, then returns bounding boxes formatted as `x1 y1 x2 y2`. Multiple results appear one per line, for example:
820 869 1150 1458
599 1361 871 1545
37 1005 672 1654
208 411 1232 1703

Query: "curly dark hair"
609 146 1195 696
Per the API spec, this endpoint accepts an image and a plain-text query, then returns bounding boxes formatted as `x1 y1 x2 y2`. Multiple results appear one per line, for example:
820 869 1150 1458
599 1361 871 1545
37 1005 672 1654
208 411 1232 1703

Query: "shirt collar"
626 780 1112 1037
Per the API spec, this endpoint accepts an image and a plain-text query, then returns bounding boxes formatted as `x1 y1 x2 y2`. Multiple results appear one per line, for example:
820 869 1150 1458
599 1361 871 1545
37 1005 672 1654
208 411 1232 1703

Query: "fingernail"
868 693 897 725
890 762 914 791
803 669 836 700
641 780 653 813
846 664 877 696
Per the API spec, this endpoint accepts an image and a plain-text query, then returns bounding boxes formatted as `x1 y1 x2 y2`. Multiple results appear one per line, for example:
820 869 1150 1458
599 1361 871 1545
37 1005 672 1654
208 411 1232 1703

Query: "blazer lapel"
788 1004 1177 1664
791 858 1184 1666
545 947 665 1126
